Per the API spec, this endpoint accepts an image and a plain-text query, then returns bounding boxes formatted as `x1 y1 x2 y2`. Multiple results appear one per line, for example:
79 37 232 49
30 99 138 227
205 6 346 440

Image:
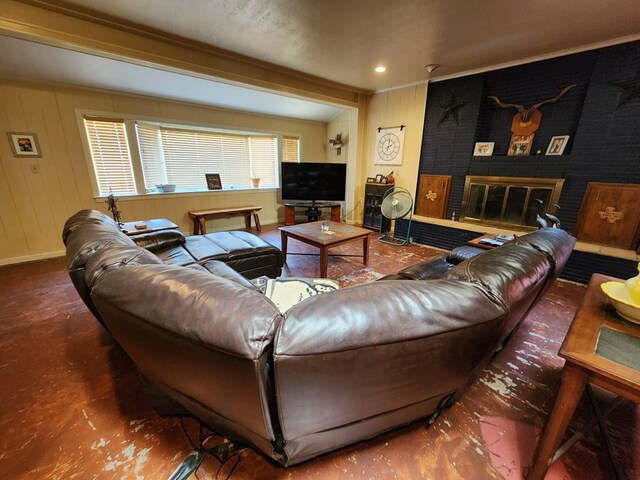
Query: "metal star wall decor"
438 89 467 125
611 71 640 109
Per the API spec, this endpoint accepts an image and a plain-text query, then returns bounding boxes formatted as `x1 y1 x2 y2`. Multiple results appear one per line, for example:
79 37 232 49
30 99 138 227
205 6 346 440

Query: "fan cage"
378 187 413 246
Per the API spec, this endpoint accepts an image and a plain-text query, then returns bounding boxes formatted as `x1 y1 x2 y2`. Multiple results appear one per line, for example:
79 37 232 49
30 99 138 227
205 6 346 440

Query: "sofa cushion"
447 245 485 264
199 260 259 289
178 230 283 278
85 245 163 289
510 228 576 274
443 243 550 309
155 246 199 266
183 231 282 262
379 253 454 281
131 230 185 252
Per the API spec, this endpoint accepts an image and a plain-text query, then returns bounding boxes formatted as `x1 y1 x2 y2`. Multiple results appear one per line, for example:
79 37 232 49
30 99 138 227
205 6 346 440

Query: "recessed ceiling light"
375 66 386 73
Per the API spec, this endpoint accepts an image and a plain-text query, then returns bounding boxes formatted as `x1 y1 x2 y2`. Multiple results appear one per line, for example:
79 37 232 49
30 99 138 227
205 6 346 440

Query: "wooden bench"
188 206 262 235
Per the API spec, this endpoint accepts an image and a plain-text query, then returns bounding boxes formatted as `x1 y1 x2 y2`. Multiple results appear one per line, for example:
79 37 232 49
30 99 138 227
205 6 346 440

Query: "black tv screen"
281 162 346 202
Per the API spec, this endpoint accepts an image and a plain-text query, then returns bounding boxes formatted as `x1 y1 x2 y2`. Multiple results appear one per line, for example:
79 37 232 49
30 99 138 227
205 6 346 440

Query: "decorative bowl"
601 281 640 324
155 184 176 192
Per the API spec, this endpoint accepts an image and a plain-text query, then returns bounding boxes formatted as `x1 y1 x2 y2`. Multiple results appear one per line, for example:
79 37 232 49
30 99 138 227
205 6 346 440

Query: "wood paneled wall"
0 79 328 264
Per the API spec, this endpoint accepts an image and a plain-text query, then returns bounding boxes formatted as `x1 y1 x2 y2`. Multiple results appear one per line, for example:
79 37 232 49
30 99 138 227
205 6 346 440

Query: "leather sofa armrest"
131 230 185 252
447 246 485 264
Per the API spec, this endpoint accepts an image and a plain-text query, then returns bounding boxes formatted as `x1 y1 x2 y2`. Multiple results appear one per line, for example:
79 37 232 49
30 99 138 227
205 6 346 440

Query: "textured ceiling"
2 0 639 122
57 0 640 90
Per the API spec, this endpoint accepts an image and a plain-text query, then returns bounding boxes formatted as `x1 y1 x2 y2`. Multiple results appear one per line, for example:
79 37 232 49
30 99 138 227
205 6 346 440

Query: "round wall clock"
377 133 401 161
375 127 405 165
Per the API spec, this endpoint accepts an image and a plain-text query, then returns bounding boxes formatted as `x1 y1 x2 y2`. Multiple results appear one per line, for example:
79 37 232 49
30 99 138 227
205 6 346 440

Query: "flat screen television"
281 162 346 203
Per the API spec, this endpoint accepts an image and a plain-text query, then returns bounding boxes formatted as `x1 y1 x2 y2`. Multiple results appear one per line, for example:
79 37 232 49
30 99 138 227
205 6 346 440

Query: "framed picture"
546 135 569 155
507 134 535 156
205 173 222 190
473 142 494 156
366 177 376 183
375 174 384 183
7 132 41 157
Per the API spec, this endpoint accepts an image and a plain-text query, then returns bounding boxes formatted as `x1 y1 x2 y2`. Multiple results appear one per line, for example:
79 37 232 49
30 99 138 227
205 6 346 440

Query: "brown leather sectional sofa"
63 209 282 326
62 209 575 466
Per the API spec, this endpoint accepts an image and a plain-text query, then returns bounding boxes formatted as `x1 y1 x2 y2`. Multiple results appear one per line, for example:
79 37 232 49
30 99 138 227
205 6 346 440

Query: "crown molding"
2 0 370 106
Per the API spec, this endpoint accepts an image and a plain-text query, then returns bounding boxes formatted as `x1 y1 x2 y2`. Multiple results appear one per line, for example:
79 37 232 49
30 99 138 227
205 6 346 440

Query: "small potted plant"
249 172 261 188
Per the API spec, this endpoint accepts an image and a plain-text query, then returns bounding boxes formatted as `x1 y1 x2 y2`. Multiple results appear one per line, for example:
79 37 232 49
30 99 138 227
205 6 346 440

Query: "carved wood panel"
416 175 451 219
573 182 640 250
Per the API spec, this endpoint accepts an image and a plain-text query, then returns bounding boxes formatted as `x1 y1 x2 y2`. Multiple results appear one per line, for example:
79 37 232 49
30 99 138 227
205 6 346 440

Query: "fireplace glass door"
461 176 564 230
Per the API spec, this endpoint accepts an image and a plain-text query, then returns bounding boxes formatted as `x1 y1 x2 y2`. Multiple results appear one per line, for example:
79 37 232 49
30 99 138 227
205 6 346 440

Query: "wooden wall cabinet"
363 183 392 231
415 175 452 218
573 182 640 250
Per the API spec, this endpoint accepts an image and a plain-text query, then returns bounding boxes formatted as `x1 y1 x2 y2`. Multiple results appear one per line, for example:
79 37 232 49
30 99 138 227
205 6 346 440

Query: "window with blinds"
137 122 277 190
83 116 282 195
282 136 300 163
84 118 136 195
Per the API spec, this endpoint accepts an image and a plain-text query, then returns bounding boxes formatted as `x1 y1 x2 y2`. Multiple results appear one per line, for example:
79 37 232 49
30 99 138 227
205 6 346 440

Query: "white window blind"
84 118 136 195
282 136 300 163
250 136 277 186
136 123 166 189
84 117 279 194
138 124 276 189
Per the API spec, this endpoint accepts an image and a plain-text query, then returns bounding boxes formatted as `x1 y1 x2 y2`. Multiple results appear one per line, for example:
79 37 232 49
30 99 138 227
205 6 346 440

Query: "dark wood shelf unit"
362 183 392 231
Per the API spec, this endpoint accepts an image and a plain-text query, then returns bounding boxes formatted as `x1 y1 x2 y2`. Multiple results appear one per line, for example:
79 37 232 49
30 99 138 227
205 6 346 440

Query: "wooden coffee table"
279 221 371 278
527 273 640 479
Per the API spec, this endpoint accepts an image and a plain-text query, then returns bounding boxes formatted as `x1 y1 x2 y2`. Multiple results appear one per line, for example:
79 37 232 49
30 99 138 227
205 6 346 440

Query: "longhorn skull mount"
488 84 575 133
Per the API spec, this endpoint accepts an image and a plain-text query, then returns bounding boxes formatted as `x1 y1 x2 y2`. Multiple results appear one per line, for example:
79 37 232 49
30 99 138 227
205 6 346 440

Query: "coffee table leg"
363 234 369 266
320 247 328 278
526 363 588 480
281 231 288 264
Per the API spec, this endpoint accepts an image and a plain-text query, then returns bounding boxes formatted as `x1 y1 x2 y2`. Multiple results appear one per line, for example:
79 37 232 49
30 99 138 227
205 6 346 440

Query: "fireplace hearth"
461 176 564 230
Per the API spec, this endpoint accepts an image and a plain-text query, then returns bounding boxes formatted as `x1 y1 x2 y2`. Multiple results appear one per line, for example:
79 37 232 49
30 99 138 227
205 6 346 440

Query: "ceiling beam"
1 0 370 107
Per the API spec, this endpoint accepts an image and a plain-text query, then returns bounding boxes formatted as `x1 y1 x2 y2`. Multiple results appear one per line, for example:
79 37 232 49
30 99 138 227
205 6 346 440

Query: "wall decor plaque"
574 182 640 249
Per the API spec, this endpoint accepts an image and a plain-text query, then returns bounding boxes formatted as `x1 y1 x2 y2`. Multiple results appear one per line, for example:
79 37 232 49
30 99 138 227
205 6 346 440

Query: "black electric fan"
379 186 413 246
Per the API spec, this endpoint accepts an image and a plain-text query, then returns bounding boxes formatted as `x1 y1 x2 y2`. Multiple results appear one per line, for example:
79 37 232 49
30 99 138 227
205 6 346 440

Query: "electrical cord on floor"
341 199 363 222
173 417 243 480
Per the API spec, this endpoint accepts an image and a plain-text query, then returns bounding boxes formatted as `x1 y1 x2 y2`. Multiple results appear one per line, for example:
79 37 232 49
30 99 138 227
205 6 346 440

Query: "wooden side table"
120 218 178 236
527 273 640 480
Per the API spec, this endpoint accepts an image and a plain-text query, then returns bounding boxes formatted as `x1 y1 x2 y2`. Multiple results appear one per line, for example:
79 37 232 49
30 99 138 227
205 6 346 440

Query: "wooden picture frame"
205 173 222 190
507 134 534 156
473 142 494 156
546 135 569 155
366 177 376 183
375 174 384 183
7 132 41 157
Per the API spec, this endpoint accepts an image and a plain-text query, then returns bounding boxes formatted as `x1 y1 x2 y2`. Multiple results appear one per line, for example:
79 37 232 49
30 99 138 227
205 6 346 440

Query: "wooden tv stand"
284 202 341 225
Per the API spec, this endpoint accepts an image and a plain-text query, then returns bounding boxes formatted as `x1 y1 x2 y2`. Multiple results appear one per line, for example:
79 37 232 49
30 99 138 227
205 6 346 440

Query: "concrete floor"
0 223 638 479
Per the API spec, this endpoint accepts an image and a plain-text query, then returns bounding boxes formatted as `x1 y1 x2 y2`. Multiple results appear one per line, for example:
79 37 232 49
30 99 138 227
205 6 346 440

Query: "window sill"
93 186 279 202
